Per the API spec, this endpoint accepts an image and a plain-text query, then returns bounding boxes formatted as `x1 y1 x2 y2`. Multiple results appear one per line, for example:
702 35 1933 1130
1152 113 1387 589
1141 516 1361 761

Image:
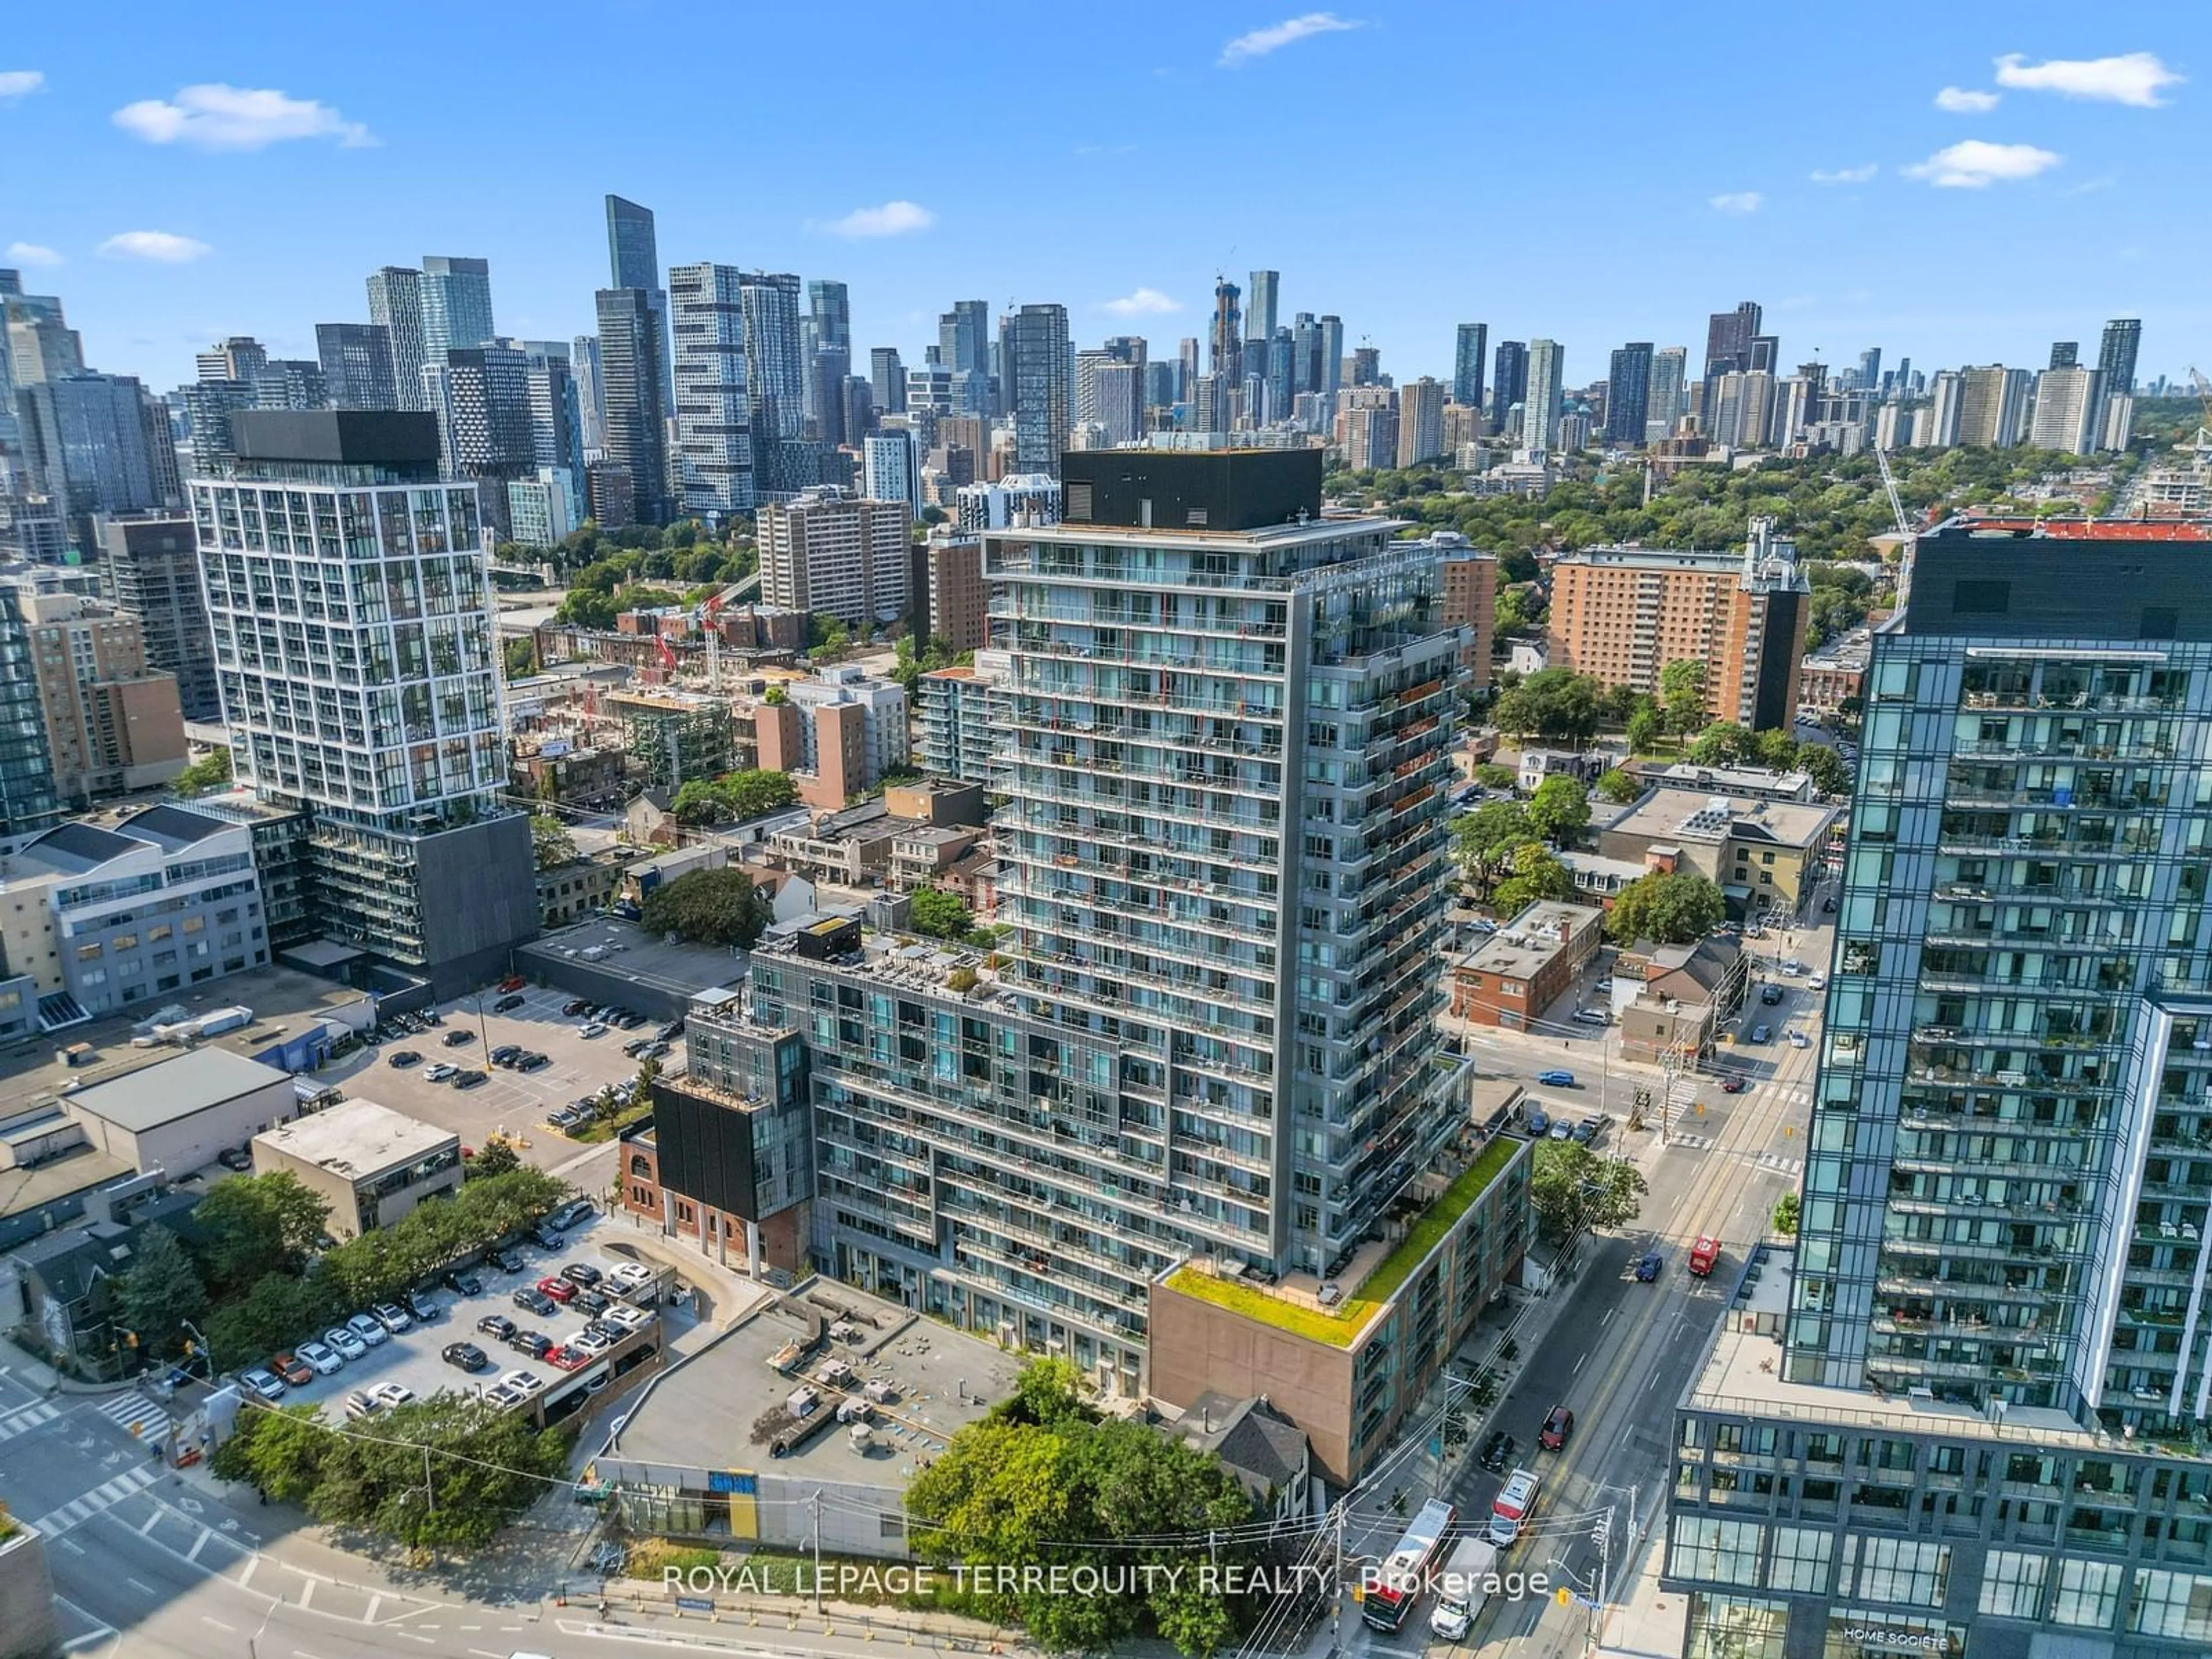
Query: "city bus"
1361 1498 1456 1631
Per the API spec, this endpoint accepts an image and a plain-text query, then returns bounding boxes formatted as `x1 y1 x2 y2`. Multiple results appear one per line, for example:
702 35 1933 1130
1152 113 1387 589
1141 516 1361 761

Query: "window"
1671 1516 1764 1587
2051 1558 2123 1627
1770 1527 1834 1594
1685 1594 1787 1659
1979 1550 2047 1620
2128 1569 2212 1641
1844 1536 1949 1607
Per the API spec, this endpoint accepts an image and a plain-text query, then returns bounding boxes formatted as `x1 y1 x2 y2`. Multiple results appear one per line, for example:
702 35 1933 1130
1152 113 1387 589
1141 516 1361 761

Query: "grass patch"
569 1100 653 1144
1165 1136 1525 1349
626 1538 719 1578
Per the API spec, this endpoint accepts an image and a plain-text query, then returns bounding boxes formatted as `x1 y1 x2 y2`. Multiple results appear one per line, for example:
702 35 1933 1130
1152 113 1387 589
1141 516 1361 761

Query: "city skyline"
0 6 2198 392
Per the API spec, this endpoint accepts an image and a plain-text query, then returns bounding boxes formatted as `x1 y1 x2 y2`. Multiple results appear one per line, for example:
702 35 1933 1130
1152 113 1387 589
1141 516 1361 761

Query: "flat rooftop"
1459 900 1603 982
253 1095 456 1177
604 1281 1022 1485
520 918 749 1001
0 964 372 1116
63 1047 292 1132
1607 787 1839 851
1686 1244 2179 1458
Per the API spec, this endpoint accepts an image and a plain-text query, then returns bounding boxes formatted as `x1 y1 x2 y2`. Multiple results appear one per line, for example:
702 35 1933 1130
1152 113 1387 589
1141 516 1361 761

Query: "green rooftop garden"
1164 1135 1525 1349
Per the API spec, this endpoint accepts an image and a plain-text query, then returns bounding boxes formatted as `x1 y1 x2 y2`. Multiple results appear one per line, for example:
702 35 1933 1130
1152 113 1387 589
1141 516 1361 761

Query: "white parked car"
296 1339 343 1376
1571 1008 1610 1026
607 1262 654 1293
1789 1029 1810 1048
1807 972 1828 990
423 1062 458 1083
324 1325 369 1361
346 1312 391 1347
373 1381 416 1408
500 1369 546 1397
372 1302 413 1333
240 1367 286 1402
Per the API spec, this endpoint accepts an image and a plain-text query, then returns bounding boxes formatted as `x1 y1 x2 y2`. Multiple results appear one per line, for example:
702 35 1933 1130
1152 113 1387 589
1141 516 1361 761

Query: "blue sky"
2 2 2203 393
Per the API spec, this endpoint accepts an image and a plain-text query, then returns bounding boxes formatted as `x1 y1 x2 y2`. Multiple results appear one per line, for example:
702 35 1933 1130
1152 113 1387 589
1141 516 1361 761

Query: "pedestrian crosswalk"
28 1463 161 1536
1752 1153 1805 1178
0 1399 59 1442
1671 1132 1715 1150
89 1392 168 1437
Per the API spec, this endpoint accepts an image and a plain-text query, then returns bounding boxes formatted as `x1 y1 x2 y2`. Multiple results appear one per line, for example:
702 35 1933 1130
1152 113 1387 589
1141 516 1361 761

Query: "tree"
529 814 575 871
1688 722 1751 767
193 1172 332 1298
1605 871 1728 945
502 637 536 680
1525 775 1592 844
671 778 731 825
1660 660 1709 739
1452 800 1534 888
172 747 233 797
1624 700 1662 754
1471 763 1518 792
1753 728 1801 770
115 1226 207 1359
638 867 767 949
1493 669 1605 745
1492 843 1577 914
907 1361 1266 1656
1593 767 1642 805
1772 1191 1801 1237
1529 1141 1650 1243
909 885 976 943
467 1139 521 1181
552 588 619 631
721 768 798 821
806 613 851 655
1796 743 1851 797
207 1271 343 1369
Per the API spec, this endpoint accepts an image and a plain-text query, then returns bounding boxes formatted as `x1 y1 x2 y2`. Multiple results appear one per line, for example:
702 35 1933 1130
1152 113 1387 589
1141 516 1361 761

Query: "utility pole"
809 1488 824 1612
424 1441 435 1517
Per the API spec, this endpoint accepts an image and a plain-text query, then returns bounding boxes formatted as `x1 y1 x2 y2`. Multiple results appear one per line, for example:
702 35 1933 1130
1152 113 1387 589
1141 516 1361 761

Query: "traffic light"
1556 1586 1572 1607
183 1339 198 1356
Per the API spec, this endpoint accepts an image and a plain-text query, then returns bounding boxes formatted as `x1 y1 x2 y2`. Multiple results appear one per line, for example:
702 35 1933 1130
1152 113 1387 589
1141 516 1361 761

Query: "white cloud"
112 84 374 151
1934 86 2001 113
2066 175 2118 196
1219 12 1363 67
5 241 62 267
1101 288 1181 317
0 70 43 101
1903 139 2062 188
1994 51 2182 108
1708 191 1763 215
814 200 934 238
1810 164 1878 184
97 230 211 263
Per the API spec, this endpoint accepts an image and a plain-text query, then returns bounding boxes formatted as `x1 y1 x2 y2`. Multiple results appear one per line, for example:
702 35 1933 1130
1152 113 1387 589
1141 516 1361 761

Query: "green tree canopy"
908 885 978 943
529 814 575 870
502 637 537 680
115 1226 207 1358
172 748 234 797
638 867 768 949
465 1139 521 1181
1530 1140 1650 1243
906 1360 1266 1656
207 1272 343 1370
1593 767 1642 805
1525 775 1592 844
1660 659 1710 738
1471 763 1518 791
671 768 798 827
1688 722 1752 766
1452 800 1535 888
192 1172 331 1298
1625 700 1662 753
1796 743 1851 797
1493 842 1578 914
1493 668 1605 744
1605 870 1728 944
1772 1191 1802 1237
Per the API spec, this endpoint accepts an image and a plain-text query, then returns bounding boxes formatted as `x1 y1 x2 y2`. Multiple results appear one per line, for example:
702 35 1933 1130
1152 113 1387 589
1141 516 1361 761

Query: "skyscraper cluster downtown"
8 160 2212 1659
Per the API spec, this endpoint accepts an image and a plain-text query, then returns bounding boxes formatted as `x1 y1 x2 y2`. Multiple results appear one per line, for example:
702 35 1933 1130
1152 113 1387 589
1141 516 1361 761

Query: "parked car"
342 1389 380 1419
388 1050 422 1069
1593 978 1615 995
324 1325 369 1360
442 1028 475 1046
516 1051 550 1072
1477 1431 1516 1473
490 1246 527 1274
1759 984 1785 1005
579 1022 607 1039
1539 1404 1575 1450
548 1107 585 1130
1807 973 1828 990
499 975 526 992
507 1330 553 1359
490 1044 524 1066
442 1342 490 1373
423 1062 459 1083
570 1329 615 1357
535 1275 577 1303
442 1269 484 1297
217 1146 254 1173
402 1288 440 1321
241 1368 286 1402
545 1345 589 1372
640 1040 671 1060
296 1339 343 1375
562 999 591 1017
1719 1075 1747 1094
483 1382 524 1408
1548 1119 1574 1140
372 1302 412 1332
607 1261 654 1294
345 1313 391 1347
1535 1069 1575 1088
501 1369 547 1398
1525 1105 1551 1137
372 1382 415 1408
559 1262 603 1287
494 993 527 1012
1572 1008 1610 1026
1789 1028 1810 1048
1572 1118 1603 1145
1781 961 1807 977
1751 1024 1772 1044
453 1070 488 1089
621 1037 651 1059
514 1286 557 1316
572 1286 609 1315
476 1313 517 1340
1634 1250 1663 1282
271 1353 313 1388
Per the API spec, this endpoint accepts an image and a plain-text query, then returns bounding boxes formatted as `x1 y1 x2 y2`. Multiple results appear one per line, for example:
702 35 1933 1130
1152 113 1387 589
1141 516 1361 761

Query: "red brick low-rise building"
1448 899 1605 1029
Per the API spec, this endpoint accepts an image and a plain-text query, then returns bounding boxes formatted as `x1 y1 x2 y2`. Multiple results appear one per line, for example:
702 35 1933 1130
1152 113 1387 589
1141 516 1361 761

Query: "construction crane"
2190 367 2212 457
1874 445 1918 612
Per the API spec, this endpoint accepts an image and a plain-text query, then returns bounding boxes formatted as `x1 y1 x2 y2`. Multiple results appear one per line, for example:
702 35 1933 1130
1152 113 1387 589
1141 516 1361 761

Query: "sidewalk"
1595 1494 1685 1659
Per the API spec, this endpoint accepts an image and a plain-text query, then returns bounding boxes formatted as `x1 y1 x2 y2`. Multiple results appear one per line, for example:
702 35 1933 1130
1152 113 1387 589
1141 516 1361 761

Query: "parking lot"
320 982 674 1158
247 1209 676 1426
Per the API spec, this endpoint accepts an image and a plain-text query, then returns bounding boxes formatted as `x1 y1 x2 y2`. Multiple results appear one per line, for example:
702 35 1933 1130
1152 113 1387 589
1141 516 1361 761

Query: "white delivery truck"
1429 1533 1502 1641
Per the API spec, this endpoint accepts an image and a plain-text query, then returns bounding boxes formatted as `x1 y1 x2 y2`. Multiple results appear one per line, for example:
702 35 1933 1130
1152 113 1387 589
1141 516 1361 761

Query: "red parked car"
535 1275 577 1303
545 1345 589 1372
